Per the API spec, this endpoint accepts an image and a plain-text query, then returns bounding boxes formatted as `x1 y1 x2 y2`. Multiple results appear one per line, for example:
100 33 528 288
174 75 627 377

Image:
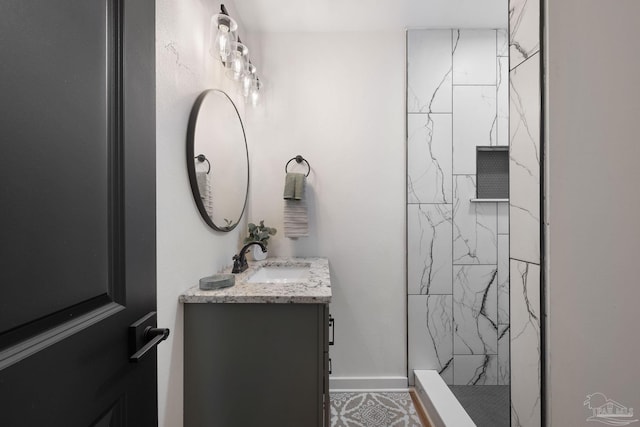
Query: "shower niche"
475 146 509 201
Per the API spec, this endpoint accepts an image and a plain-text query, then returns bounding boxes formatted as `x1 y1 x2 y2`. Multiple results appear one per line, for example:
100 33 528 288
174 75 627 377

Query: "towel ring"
285 155 310 177
195 154 211 174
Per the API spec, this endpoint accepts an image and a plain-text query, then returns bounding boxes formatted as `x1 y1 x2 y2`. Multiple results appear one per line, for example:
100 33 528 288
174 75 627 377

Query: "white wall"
546 0 640 424
246 32 407 386
156 1 253 425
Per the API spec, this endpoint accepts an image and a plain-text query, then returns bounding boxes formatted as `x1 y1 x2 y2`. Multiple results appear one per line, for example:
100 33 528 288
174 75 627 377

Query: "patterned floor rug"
330 392 423 427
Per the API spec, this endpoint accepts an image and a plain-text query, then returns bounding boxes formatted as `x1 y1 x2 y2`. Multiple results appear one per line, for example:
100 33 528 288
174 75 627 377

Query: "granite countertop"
179 257 331 304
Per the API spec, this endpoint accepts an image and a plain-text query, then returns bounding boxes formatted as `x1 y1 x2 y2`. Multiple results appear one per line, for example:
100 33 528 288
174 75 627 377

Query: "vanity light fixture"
210 4 263 106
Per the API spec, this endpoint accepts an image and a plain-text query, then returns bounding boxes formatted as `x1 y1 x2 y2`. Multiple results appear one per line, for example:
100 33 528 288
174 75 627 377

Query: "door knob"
129 312 170 363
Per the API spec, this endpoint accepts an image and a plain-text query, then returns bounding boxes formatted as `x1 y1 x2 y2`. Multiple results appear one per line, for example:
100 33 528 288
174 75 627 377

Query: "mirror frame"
186 89 249 232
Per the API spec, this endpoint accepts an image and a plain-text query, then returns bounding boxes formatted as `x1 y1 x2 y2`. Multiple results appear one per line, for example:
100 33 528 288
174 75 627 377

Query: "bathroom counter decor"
179 257 331 304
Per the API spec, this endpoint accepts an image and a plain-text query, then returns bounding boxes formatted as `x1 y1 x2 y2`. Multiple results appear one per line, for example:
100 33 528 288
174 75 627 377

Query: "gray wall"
546 0 640 425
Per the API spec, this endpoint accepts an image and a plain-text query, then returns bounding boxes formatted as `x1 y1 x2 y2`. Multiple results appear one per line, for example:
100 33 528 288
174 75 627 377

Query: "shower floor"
448 385 510 427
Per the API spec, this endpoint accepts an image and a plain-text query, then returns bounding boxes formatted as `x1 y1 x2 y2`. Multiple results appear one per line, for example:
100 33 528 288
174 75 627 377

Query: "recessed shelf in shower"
475 146 509 200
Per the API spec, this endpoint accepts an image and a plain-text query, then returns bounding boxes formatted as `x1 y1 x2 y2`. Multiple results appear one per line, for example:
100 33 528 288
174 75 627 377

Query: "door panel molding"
0 0 126 343
0 302 124 371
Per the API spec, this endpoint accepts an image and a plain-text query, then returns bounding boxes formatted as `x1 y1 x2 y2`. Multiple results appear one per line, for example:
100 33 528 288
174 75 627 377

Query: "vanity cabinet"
184 302 330 427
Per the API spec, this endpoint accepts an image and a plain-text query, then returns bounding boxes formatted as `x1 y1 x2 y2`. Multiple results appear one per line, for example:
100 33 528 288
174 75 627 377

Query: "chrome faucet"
232 241 267 273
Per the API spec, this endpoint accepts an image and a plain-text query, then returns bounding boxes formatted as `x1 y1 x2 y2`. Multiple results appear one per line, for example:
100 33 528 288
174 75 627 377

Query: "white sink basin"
246 265 311 283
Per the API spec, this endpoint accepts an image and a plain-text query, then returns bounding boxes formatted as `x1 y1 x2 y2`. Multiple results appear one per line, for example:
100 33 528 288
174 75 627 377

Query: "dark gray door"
0 0 157 425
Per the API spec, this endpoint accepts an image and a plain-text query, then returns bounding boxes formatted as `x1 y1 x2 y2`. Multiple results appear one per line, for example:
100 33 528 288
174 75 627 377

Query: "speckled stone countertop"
179 257 331 304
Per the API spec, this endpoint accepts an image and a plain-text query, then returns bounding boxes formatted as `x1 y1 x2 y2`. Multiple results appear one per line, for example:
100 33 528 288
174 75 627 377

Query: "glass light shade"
225 42 248 81
249 78 262 106
242 63 257 97
210 14 238 62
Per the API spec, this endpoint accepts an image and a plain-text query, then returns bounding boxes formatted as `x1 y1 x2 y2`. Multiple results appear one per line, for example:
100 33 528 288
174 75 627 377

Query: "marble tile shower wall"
509 0 541 425
407 29 510 387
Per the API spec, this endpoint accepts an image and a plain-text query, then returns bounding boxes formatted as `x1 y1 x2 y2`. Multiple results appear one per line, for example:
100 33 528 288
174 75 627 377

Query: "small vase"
252 244 267 261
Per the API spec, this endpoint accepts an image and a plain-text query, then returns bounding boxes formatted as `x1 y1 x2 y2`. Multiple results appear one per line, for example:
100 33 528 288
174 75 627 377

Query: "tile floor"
330 392 422 427
449 385 510 427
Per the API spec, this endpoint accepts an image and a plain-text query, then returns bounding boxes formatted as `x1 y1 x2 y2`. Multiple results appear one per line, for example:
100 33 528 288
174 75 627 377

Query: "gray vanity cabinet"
184 303 330 427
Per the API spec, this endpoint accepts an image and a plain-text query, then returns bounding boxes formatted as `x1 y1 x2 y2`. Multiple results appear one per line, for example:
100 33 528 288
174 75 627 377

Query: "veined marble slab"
453 29 497 85
453 265 498 355
510 54 540 264
498 202 509 235
497 29 509 57
453 175 498 265
179 257 331 304
510 0 540 70
498 324 510 385
498 234 510 324
453 86 498 174
407 29 452 113
510 260 541 427
408 295 454 385
453 354 498 385
408 204 453 295
497 56 510 146
407 114 453 204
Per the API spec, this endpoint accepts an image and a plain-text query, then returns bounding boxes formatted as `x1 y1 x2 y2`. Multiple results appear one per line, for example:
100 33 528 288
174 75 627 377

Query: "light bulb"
216 30 231 60
232 56 244 79
250 90 259 106
242 64 257 96
242 74 252 97
249 78 262 106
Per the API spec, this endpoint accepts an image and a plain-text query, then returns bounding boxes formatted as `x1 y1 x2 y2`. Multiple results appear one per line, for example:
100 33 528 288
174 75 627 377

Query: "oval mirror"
186 89 249 231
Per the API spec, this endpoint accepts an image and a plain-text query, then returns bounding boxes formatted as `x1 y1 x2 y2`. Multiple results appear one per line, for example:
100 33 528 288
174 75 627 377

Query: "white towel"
196 171 213 218
284 181 309 238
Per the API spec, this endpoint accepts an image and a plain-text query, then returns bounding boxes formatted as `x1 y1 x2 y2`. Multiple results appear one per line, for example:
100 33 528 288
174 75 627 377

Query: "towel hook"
195 154 211 174
285 155 310 177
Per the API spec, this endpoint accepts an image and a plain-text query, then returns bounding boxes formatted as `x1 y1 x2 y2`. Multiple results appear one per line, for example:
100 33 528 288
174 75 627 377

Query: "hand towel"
283 172 305 200
284 200 309 238
283 175 309 238
196 171 213 218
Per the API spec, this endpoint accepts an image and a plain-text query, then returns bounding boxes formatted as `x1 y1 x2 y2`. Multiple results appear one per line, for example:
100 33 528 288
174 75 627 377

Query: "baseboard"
329 376 409 391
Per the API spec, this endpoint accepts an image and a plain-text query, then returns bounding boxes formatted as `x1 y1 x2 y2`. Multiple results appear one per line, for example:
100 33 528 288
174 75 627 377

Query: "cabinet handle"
328 358 332 374
329 315 335 346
